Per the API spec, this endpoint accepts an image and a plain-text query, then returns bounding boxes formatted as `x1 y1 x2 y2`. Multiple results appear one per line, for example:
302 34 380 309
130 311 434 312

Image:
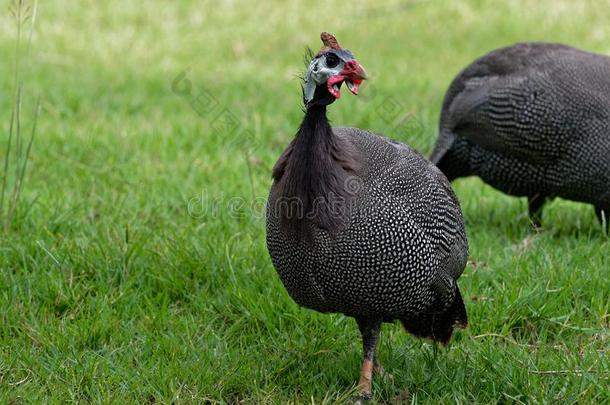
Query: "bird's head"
303 32 367 108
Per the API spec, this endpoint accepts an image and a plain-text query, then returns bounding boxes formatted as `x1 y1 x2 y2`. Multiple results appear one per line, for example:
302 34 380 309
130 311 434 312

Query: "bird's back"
431 42 610 205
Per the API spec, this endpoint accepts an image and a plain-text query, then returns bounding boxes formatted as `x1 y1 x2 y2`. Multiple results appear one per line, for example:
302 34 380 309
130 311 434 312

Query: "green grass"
1 0 609 403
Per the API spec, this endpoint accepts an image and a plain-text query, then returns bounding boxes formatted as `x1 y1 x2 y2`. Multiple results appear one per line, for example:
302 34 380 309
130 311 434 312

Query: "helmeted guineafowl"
430 42 610 231
266 32 468 400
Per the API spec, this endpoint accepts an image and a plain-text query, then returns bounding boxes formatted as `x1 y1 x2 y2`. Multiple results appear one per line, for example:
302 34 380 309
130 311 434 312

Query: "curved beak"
342 59 367 81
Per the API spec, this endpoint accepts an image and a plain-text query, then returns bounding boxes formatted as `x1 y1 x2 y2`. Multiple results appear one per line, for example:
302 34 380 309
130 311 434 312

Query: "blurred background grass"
0 0 609 403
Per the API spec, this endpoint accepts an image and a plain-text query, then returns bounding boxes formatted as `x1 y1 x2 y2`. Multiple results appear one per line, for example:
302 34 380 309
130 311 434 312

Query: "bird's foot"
352 388 372 404
530 219 543 232
353 394 371 405
356 358 373 402
391 387 410 404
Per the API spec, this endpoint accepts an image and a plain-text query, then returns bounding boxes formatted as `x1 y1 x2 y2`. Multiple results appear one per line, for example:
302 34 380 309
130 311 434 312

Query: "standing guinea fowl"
266 33 468 400
430 42 610 231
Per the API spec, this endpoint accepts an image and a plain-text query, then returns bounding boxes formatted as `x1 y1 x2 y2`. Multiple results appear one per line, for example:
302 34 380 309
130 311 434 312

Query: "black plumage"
266 33 468 400
430 42 610 230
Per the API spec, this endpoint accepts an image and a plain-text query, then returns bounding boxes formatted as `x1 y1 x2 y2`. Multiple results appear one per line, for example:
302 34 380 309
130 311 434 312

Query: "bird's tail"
430 130 472 182
399 286 468 345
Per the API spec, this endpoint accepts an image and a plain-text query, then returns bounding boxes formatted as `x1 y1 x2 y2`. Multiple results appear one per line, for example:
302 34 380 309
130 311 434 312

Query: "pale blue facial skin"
303 49 355 104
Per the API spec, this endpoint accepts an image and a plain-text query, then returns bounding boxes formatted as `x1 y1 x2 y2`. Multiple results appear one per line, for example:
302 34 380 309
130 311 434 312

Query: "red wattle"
327 74 345 98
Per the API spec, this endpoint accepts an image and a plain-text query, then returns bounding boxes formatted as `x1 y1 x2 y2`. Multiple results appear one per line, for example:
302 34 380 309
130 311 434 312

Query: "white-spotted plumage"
431 42 610 228
266 32 468 399
267 128 468 319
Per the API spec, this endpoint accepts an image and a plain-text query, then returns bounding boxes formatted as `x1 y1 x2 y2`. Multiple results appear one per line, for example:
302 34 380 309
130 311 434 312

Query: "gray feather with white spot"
430 42 610 227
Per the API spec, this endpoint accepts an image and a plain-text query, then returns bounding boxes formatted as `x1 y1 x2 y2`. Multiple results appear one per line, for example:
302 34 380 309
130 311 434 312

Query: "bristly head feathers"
301 32 367 106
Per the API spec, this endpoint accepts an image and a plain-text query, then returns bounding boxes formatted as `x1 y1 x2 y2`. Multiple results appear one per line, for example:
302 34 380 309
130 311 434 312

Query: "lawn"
0 0 609 403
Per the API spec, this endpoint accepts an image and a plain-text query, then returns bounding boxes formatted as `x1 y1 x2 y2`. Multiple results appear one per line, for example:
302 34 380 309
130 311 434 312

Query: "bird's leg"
528 194 546 229
355 317 382 401
372 351 384 375
594 205 609 233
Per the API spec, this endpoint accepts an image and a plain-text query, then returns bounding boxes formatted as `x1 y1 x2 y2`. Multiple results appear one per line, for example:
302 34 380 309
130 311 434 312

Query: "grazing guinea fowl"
266 32 468 400
430 42 610 231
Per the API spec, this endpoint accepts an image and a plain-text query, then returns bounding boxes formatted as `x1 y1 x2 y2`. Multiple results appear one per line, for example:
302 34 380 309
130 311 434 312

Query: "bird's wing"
427 163 468 282
432 43 577 165
446 74 570 164
344 129 468 298
388 146 468 284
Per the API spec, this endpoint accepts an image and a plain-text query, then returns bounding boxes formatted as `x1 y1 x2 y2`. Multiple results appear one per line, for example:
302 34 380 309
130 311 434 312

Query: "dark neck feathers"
272 104 361 235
